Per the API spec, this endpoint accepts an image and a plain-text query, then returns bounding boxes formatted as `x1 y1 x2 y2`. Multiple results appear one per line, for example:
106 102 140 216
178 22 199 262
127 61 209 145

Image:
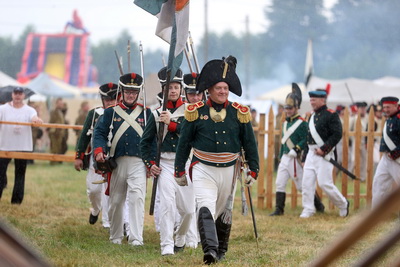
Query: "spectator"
0 87 43 204
48 98 66 164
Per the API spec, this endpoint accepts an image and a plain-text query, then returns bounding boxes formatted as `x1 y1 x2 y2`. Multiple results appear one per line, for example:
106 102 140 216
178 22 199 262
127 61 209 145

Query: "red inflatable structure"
17 10 97 87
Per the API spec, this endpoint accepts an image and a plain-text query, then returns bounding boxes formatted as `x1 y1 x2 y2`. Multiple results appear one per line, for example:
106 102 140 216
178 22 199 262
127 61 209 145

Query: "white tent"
258 76 400 112
306 76 400 105
27 73 81 98
0 71 21 87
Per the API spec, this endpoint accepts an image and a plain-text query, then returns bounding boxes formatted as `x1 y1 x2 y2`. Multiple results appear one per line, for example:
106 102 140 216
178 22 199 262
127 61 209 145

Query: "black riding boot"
198 207 218 265
269 192 286 216
314 193 325 213
215 215 232 261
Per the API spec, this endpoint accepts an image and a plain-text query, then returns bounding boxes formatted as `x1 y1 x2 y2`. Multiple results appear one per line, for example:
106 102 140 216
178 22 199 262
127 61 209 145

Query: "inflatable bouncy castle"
17 10 97 87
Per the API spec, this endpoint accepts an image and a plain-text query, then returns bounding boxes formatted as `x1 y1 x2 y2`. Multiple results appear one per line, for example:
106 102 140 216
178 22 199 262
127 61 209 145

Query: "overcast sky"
0 0 273 51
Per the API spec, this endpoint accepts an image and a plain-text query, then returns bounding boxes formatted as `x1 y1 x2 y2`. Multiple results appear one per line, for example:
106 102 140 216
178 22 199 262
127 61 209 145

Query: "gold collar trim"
210 107 226 122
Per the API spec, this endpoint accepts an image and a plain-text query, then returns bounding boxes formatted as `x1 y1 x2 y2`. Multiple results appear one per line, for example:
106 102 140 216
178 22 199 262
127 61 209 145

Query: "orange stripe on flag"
176 0 189 11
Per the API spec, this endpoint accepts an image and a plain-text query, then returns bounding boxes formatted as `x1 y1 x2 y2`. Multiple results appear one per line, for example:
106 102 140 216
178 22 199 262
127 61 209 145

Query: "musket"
184 45 194 73
127 40 131 73
149 69 173 215
345 82 355 104
139 41 147 125
188 32 200 73
114 50 124 76
161 54 167 67
188 32 207 100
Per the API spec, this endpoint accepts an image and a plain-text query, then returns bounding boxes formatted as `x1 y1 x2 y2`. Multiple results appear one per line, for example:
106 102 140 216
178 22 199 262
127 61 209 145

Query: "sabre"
139 41 147 125
241 151 259 246
327 157 360 180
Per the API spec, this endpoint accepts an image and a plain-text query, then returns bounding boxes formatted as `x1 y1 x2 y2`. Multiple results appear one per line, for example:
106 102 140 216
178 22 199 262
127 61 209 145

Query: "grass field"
0 160 399 266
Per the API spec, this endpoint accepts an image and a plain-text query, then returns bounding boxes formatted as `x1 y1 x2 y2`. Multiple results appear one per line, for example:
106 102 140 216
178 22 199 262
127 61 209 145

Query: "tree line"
1 0 399 97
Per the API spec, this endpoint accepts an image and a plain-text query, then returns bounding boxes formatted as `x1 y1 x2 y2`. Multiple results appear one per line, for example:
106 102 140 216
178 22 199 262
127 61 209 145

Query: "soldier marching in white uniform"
270 84 324 216
300 90 349 218
140 68 195 256
93 73 150 245
74 83 117 227
372 96 400 208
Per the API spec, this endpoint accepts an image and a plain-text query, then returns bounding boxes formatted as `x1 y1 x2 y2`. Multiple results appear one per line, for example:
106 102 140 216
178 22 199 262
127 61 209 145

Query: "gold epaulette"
185 101 204 122
232 102 251 123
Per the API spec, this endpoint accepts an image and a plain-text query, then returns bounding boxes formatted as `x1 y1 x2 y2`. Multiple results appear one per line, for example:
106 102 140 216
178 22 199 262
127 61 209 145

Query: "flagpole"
149 70 172 215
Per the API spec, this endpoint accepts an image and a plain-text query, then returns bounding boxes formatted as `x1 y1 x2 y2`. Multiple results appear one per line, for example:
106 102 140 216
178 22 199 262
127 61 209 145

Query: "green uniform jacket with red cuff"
174 100 259 177
140 98 184 170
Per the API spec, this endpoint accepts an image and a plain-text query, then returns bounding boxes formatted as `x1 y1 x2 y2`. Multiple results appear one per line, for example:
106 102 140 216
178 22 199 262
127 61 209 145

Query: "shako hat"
119 73 143 90
196 55 242 96
355 101 368 108
308 90 327 98
99 83 118 98
380 96 399 105
285 83 302 109
183 72 199 94
157 67 183 86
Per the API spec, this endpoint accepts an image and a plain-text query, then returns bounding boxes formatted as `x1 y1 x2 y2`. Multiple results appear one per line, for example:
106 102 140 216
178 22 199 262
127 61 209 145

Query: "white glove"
244 173 256 187
288 149 297 158
175 174 188 186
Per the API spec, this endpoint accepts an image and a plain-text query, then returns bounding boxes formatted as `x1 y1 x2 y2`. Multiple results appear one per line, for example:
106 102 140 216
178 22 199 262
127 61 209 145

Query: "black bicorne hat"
196 55 242 96
183 72 199 94
158 67 183 86
99 83 118 98
285 83 302 109
119 73 143 90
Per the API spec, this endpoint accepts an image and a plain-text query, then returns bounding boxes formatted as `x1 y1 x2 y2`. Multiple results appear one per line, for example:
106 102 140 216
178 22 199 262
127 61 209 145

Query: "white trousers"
372 153 400 208
192 163 236 220
275 154 303 192
174 176 199 247
158 157 195 252
108 156 146 244
86 157 109 227
302 145 347 214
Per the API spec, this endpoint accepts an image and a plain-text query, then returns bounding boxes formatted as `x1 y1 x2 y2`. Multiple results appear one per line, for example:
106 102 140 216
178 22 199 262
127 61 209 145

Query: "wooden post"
266 106 275 209
309 184 400 267
257 113 266 209
342 108 350 197
366 109 375 206
354 114 361 209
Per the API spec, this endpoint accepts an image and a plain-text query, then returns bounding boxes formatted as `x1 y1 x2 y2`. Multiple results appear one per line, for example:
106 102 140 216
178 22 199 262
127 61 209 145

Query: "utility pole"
244 15 250 100
204 0 209 64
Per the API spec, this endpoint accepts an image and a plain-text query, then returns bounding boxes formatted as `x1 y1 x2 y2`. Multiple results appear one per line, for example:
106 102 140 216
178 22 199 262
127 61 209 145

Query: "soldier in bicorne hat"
93 73 151 246
372 96 400 207
300 90 349 218
174 56 259 264
270 83 324 216
140 67 196 255
74 83 118 227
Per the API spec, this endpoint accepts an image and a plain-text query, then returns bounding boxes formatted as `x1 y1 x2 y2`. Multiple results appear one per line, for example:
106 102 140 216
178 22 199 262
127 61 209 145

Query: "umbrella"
0 85 35 104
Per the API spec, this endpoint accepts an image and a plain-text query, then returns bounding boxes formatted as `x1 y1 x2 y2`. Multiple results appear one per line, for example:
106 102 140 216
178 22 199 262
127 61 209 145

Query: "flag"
304 39 313 88
134 0 189 79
